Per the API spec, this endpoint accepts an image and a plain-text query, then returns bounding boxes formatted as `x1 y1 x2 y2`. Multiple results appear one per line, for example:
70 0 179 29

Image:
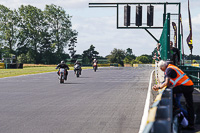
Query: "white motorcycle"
58 68 66 83
93 63 97 72
74 64 81 78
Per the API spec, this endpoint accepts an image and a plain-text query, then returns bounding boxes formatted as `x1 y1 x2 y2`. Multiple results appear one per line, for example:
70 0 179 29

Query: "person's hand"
152 85 159 91
152 85 156 91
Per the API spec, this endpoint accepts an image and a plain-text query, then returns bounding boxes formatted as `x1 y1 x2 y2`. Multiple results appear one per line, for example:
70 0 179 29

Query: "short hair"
158 60 167 68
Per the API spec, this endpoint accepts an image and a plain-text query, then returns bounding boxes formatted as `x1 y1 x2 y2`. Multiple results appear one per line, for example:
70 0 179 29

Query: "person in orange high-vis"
152 60 194 130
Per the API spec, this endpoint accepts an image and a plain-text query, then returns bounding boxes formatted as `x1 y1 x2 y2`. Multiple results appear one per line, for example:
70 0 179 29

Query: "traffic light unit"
124 5 154 27
136 5 142 26
147 5 154 26
124 5 131 26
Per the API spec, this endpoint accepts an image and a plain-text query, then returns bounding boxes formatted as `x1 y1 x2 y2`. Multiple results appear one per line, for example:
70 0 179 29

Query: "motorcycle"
93 63 97 72
74 64 81 77
58 68 66 83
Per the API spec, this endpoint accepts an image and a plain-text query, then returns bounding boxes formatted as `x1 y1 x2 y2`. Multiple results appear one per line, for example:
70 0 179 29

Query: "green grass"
0 67 93 78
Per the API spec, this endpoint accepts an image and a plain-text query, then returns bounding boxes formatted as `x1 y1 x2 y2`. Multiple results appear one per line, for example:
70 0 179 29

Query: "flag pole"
191 50 192 64
180 14 184 65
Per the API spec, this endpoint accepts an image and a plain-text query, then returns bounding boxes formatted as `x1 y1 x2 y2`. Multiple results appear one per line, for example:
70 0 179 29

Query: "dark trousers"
173 85 194 125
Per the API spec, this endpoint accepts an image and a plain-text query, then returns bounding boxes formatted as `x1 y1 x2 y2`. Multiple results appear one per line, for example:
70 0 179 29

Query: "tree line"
0 4 154 66
184 54 200 60
106 48 153 66
80 46 153 66
0 4 77 64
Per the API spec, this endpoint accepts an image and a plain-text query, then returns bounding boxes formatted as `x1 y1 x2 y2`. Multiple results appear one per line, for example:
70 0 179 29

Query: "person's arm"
66 65 69 70
56 64 60 69
152 68 176 91
160 77 170 88
157 51 160 56
152 77 170 91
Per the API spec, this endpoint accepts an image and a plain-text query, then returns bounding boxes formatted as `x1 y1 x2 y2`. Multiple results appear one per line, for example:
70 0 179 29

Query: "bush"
131 59 142 64
136 56 150 64
193 59 197 64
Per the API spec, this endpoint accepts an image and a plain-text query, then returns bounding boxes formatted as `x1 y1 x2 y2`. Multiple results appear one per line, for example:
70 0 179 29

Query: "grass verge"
0 67 93 78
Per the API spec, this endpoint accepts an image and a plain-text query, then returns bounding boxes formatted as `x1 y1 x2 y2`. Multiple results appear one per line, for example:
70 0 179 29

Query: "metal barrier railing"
178 65 200 90
143 87 173 133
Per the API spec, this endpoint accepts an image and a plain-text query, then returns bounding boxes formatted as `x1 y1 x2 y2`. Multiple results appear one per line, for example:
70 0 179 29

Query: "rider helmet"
61 60 65 64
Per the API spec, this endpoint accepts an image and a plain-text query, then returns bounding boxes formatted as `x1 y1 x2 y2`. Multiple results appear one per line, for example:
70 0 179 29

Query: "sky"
0 0 200 57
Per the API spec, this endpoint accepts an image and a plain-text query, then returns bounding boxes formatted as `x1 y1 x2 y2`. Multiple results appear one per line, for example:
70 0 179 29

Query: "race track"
0 67 153 133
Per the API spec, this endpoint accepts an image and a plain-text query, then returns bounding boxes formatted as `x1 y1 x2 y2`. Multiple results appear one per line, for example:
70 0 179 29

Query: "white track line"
138 70 154 133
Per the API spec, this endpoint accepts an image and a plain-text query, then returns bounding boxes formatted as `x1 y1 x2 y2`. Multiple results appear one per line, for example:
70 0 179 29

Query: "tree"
123 56 133 64
39 39 56 64
136 55 152 64
17 51 34 63
124 48 136 64
143 54 153 63
44 4 78 62
131 59 142 64
17 5 45 63
126 48 133 56
108 48 125 66
72 54 82 63
68 36 77 59
0 5 18 55
184 54 200 60
0 4 78 64
82 45 99 64
0 46 10 58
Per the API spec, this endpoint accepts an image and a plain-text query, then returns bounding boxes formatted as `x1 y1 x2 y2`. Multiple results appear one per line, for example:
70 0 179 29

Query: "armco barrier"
0 63 5 69
143 87 174 133
110 63 119 67
4 63 23 69
132 64 155 68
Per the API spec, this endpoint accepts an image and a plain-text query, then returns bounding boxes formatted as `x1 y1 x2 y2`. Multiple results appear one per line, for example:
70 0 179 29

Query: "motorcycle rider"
93 58 98 68
56 60 69 80
74 60 82 75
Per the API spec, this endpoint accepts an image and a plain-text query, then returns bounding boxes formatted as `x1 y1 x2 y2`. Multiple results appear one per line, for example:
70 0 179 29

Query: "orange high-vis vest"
167 64 193 87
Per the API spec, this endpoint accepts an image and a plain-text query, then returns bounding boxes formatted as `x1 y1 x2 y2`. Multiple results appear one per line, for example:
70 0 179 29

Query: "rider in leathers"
74 60 82 75
93 59 98 69
56 61 69 80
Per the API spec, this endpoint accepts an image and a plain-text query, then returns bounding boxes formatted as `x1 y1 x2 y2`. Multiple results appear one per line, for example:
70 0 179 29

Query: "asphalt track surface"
0 67 153 133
